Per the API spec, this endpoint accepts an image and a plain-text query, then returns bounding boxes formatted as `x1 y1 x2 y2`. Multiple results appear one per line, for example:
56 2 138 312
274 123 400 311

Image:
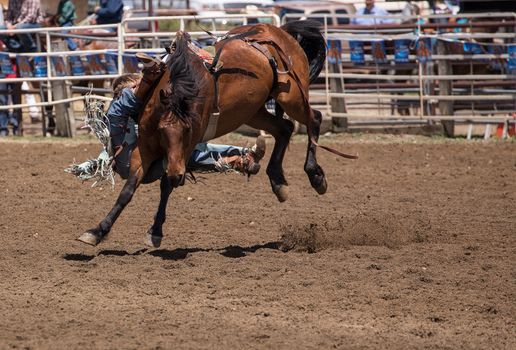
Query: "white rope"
64 96 115 188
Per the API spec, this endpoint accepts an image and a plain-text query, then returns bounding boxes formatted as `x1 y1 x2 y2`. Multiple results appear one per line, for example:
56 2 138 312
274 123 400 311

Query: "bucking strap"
248 41 278 90
242 36 308 114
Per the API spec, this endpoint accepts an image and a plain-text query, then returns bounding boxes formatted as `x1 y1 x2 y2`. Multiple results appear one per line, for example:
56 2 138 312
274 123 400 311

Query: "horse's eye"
159 89 171 104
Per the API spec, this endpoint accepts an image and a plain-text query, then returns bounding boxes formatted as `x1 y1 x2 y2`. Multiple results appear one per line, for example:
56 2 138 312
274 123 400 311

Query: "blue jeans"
0 23 41 53
0 83 8 135
61 22 77 51
0 83 18 136
188 143 244 169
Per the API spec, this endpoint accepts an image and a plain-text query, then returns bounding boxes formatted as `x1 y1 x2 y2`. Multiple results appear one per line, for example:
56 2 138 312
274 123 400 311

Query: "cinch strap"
201 112 220 142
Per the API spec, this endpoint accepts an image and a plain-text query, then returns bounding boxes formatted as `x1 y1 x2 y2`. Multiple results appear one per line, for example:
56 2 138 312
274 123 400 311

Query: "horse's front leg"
143 126 188 247
144 174 173 248
78 168 144 246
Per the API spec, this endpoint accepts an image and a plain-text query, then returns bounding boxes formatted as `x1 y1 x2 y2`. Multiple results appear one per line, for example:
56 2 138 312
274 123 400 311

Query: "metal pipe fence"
0 12 514 136
281 12 516 131
0 13 281 107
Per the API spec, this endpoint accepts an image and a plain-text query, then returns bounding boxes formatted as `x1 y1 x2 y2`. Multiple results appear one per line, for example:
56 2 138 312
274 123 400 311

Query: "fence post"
436 40 454 137
327 35 347 131
329 55 347 130
36 33 51 136
117 23 124 76
51 41 75 137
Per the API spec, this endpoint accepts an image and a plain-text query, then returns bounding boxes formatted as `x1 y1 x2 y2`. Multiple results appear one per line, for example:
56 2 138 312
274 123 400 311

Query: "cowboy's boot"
222 136 266 176
134 52 166 101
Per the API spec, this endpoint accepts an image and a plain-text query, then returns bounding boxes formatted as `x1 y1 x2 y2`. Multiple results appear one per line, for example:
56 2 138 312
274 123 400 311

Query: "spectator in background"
56 0 77 50
92 0 124 28
0 85 18 136
0 0 43 53
352 0 394 25
0 4 8 136
0 4 18 136
0 88 11 136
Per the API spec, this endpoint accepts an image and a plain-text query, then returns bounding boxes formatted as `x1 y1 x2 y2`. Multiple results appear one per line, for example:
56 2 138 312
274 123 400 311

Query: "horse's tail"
280 20 326 84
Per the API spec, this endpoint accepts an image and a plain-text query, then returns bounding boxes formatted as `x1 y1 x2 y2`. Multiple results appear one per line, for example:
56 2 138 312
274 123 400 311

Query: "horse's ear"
166 46 172 54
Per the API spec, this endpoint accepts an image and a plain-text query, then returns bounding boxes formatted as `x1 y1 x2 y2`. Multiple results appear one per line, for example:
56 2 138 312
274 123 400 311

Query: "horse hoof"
77 232 101 246
145 234 162 248
273 185 288 203
315 177 327 195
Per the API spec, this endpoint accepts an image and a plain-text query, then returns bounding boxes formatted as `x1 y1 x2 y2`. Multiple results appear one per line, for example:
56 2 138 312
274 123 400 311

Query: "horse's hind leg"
144 174 173 248
246 106 294 202
276 91 328 195
304 108 327 194
78 167 145 246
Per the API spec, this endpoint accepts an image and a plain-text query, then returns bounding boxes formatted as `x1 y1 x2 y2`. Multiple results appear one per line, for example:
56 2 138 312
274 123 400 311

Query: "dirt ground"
0 134 514 349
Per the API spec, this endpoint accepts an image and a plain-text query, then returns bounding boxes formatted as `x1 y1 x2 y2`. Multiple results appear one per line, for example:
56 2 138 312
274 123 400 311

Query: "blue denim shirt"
107 88 141 179
107 87 141 149
108 88 142 121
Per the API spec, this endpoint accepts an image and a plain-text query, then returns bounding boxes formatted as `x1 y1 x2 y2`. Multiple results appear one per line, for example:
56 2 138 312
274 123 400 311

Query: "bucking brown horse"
79 20 355 247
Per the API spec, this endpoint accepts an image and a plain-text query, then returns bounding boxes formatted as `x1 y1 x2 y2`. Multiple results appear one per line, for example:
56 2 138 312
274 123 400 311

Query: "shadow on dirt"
62 253 95 262
63 241 284 262
149 247 208 260
219 241 281 258
146 241 283 260
63 248 148 262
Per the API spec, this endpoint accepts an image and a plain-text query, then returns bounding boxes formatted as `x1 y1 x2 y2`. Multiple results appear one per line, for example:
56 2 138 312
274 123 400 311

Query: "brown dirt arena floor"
0 134 514 349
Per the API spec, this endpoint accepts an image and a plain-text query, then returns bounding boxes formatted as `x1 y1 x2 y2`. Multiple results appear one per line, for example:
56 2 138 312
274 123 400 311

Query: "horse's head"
138 32 212 187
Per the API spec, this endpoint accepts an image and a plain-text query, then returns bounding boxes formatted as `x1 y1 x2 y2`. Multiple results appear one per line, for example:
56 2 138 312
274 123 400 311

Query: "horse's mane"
164 32 205 125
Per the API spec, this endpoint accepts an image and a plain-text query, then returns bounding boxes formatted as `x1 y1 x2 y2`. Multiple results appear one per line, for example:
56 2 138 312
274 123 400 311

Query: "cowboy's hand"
94 6 100 13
